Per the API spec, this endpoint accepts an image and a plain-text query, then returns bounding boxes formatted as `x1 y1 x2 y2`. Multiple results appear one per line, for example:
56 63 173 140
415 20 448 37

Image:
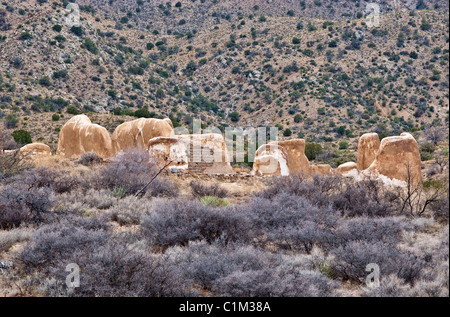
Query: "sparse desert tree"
424 126 446 145
433 148 449 174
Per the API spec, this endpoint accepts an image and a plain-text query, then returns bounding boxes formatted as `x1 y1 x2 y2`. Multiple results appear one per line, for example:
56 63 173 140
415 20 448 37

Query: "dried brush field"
0 147 448 297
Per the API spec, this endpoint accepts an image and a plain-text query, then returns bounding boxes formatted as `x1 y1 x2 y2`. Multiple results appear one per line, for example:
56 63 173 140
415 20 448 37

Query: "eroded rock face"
357 133 380 170
19 143 51 158
252 144 290 176
336 162 358 175
365 133 422 185
148 133 235 174
56 115 113 159
268 139 310 174
310 164 334 175
112 118 174 155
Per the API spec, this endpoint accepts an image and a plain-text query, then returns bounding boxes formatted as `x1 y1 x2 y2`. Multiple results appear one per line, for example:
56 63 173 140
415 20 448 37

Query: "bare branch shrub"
17 167 84 194
423 126 446 146
142 199 250 248
0 150 30 180
0 183 54 229
76 152 103 166
190 180 228 198
15 216 191 296
398 163 448 218
0 129 17 150
96 148 178 197
331 240 426 284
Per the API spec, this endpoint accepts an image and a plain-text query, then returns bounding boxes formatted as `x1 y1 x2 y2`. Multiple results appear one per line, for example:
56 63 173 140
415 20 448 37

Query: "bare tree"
424 126 447 146
399 162 448 217
399 162 421 215
434 148 449 174
0 130 17 151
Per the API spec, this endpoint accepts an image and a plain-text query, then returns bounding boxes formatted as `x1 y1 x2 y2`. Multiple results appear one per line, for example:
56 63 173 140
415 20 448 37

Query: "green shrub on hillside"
12 129 32 145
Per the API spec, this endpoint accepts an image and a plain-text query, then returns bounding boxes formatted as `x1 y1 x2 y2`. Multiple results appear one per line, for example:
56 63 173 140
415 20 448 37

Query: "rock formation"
56 115 113 159
251 144 290 176
357 133 380 170
365 133 422 185
112 118 174 155
148 133 235 174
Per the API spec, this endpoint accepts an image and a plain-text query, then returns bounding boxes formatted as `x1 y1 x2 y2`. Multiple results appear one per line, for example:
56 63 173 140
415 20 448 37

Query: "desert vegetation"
0 145 448 297
0 1 448 154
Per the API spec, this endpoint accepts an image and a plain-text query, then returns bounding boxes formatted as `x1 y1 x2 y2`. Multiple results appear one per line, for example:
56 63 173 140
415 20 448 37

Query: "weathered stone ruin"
111 118 174 155
362 132 422 185
309 164 334 175
56 115 113 159
148 133 235 174
251 144 290 176
336 162 358 175
356 132 380 170
252 138 332 176
268 139 310 174
251 132 422 185
53 115 423 182
19 143 51 158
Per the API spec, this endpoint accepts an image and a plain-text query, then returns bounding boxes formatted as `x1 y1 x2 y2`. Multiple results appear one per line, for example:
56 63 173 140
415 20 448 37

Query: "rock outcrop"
357 133 380 170
268 139 310 174
56 115 113 159
251 144 290 176
19 143 51 158
112 118 174 155
365 133 422 184
148 133 235 174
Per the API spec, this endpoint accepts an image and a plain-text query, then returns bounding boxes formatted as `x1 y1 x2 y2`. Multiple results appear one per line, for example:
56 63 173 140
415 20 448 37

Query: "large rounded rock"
365 133 422 185
56 115 113 159
252 144 290 176
357 133 380 170
112 118 174 154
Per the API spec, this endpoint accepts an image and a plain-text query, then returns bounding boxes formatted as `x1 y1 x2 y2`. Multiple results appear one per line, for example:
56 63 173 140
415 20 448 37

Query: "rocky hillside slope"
0 0 448 153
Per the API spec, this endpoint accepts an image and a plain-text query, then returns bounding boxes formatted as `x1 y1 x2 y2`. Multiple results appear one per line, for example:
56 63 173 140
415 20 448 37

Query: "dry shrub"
76 152 103 166
96 148 178 197
190 180 228 198
0 183 54 229
0 227 34 252
142 199 250 248
15 216 190 296
258 174 399 217
0 150 30 180
16 167 84 194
